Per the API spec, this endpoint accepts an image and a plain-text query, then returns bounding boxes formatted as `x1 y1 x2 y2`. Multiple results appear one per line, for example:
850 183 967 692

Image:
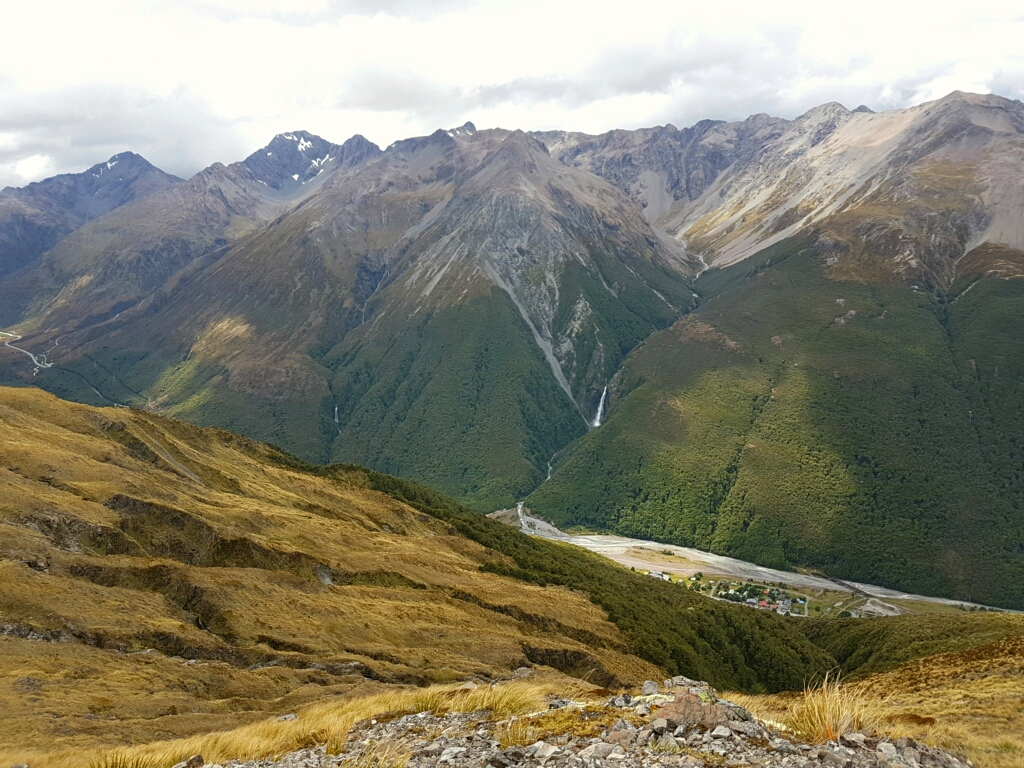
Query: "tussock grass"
5 681 550 768
729 634 1024 768
786 671 880 742
728 671 882 743
495 719 535 748
89 755 163 768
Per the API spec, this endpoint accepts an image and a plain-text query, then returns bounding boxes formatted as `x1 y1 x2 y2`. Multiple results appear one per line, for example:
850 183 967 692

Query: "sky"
1 0 1023 187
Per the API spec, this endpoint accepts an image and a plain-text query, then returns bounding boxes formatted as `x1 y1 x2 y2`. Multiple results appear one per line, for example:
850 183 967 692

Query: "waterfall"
591 386 608 428
334 405 339 423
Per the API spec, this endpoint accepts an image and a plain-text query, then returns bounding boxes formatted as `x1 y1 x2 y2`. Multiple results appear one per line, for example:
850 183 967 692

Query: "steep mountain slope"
0 152 181 280
0 386 838 731
536 114 786 227
0 131 378 328
2 93 1023 583
528 236 1024 608
544 92 1024 287
3 126 699 508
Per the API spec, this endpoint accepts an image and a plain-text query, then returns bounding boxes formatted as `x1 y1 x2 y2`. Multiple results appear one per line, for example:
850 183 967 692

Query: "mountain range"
2 90 1023 608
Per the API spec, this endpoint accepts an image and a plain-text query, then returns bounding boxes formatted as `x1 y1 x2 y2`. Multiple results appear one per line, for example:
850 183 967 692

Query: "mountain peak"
242 130 341 190
337 134 383 168
82 151 160 180
798 101 851 122
448 121 477 137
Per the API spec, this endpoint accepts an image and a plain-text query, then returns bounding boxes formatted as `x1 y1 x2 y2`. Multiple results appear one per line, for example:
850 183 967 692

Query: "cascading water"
591 386 608 428
334 405 339 423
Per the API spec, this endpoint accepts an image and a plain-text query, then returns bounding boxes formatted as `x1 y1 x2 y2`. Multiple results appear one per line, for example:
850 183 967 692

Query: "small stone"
606 746 627 761
664 679 674 690
530 742 562 760
610 719 635 733
603 730 635 747
488 752 512 767
841 733 867 749
642 681 660 696
711 725 732 739
549 698 571 709
650 718 670 735
823 751 852 768
580 743 619 760
185 757 205 768
503 746 527 762
897 738 918 750
440 747 469 763
277 713 298 721
877 743 899 761
514 667 534 678
727 720 762 738
655 734 680 750
773 740 799 755
636 728 653 744
457 681 479 691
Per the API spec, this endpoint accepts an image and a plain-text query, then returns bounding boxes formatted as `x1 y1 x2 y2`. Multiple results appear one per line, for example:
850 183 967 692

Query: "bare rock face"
541 92 1024 288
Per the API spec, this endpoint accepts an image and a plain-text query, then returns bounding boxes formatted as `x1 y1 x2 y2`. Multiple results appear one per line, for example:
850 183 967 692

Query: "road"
1 331 55 374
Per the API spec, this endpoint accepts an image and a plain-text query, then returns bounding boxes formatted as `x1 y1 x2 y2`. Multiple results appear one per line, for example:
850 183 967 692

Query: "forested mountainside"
2 91 1023 605
529 236 1024 608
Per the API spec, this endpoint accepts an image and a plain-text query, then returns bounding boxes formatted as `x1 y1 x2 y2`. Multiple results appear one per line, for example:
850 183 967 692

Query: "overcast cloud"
2 0 1022 187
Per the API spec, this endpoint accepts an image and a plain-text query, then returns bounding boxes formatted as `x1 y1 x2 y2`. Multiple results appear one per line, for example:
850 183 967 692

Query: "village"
642 568 917 618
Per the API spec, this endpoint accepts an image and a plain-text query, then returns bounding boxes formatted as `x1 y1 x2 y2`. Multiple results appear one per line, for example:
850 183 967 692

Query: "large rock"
655 690 752 728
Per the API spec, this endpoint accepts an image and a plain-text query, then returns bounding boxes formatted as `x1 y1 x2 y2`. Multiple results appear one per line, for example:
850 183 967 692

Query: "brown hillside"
0 386 659 755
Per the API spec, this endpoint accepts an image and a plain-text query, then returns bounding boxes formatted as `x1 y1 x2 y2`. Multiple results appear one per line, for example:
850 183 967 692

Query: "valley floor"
494 509 1017 616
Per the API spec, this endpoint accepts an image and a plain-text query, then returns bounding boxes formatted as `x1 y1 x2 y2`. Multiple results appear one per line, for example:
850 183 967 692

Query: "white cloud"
13 154 50 181
1 0 1023 186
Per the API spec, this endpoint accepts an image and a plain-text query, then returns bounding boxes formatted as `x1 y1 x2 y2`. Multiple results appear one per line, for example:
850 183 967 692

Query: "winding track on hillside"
0 331 55 373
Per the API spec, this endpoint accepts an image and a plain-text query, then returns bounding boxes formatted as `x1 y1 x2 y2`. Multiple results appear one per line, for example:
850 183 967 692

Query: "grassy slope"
733 632 1024 768
528 238 1024 608
0 385 856 756
3 387 1021 762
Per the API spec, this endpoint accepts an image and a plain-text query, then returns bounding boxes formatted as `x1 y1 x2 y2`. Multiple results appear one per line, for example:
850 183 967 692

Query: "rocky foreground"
167 677 972 768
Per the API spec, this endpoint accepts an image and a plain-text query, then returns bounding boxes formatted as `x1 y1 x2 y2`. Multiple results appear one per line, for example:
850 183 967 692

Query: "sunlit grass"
6 681 551 768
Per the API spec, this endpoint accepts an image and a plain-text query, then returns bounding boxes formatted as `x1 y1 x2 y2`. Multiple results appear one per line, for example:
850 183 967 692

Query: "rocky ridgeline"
169 678 971 768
